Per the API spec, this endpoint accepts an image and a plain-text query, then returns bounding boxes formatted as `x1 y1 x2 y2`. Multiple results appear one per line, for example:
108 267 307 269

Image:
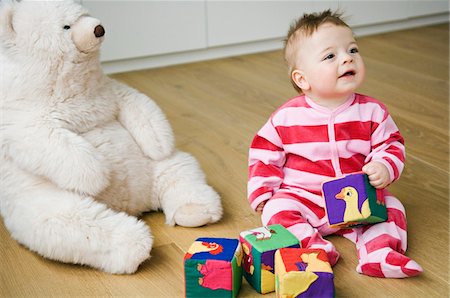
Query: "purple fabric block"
322 173 368 226
297 272 335 298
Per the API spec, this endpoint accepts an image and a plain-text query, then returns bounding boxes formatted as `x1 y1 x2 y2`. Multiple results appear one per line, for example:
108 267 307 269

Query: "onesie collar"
305 93 356 114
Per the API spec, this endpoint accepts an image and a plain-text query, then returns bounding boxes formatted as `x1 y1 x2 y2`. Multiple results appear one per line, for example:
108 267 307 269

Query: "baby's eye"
63 25 71 30
324 53 335 60
350 47 359 54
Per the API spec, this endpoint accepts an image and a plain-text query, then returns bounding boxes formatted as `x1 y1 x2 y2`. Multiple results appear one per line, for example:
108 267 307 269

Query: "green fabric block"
184 238 242 298
239 225 300 294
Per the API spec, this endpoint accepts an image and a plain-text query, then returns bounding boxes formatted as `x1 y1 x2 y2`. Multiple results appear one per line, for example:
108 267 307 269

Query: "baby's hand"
362 161 390 189
256 201 267 214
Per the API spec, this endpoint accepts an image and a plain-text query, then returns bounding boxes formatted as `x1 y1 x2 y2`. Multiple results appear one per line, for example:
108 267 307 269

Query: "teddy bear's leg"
152 151 223 227
0 181 152 274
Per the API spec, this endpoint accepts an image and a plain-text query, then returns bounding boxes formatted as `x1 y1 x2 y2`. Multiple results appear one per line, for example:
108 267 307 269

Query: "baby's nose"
343 53 354 63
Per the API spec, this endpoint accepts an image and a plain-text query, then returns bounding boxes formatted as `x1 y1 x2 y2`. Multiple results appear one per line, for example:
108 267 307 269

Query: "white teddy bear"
0 0 223 274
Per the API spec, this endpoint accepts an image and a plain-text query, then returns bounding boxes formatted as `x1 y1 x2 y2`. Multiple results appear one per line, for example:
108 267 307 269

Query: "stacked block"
275 248 335 298
239 224 300 294
184 237 243 298
322 173 387 228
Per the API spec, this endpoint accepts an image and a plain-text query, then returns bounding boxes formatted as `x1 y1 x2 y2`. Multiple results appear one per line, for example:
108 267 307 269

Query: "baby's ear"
292 69 310 91
0 0 16 42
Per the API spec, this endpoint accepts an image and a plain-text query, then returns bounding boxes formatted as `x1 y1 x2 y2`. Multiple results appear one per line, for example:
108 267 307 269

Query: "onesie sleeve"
366 105 405 184
248 118 286 211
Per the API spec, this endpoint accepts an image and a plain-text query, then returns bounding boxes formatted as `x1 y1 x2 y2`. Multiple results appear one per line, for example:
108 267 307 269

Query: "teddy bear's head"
0 0 104 63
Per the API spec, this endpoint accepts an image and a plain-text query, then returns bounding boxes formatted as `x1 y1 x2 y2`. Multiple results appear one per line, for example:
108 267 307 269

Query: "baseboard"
102 12 449 75
353 12 449 37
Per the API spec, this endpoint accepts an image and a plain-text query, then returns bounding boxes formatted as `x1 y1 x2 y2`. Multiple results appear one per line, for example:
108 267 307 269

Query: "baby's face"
293 23 365 102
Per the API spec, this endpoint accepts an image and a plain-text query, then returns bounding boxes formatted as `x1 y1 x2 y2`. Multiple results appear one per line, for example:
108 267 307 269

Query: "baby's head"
284 10 365 99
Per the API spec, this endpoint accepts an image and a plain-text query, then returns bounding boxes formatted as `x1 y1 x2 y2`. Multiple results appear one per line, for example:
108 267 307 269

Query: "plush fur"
0 0 222 274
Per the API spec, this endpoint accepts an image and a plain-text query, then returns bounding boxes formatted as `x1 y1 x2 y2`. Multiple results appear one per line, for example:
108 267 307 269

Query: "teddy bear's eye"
63 25 71 30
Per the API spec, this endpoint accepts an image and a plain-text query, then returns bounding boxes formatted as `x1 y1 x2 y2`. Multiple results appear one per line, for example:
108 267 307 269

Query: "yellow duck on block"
335 186 371 221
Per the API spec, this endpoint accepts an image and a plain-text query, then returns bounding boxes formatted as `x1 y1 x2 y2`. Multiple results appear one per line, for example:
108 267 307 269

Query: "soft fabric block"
239 224 300 294
275 248 335 298
184 237 242 298
322 173 387 228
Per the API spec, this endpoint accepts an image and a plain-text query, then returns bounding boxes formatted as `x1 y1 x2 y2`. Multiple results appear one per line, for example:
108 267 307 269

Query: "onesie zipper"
305 94 356 178
328 113 342 177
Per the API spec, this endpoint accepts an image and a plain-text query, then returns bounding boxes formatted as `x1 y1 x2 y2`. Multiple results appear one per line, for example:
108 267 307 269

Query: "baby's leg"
352 195 423 278
261 196 339 265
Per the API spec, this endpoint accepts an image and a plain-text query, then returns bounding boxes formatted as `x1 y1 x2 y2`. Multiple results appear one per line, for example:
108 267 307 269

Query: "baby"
247 10 422 278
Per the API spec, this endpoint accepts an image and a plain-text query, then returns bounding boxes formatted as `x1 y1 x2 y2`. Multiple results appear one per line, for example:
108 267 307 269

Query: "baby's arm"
365 106 405 187
248 119 285 212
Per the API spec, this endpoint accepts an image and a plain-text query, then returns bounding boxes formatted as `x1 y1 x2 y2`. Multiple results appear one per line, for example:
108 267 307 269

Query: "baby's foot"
307 232 340 266
357 249 423 278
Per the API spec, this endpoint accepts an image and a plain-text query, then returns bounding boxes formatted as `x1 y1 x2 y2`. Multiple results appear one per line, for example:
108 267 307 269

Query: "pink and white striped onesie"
248 93 422 278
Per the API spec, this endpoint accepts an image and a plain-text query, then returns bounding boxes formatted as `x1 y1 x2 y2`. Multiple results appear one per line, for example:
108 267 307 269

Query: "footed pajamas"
248 93 422 278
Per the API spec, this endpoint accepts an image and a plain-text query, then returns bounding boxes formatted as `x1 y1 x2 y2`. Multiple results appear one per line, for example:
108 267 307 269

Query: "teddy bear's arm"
113 81 175 160
6 126 110 196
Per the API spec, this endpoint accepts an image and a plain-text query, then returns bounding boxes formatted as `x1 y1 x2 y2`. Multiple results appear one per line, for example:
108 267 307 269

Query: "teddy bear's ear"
0 0 16 42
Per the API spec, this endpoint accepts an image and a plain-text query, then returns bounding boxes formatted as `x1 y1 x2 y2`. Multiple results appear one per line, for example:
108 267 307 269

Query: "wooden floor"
1 24 448 297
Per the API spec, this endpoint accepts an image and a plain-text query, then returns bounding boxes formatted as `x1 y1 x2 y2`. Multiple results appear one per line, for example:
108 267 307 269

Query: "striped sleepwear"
248 93 422 278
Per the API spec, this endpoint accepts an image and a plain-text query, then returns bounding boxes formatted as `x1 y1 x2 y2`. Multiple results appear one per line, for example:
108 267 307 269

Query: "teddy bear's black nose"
94 25 105 38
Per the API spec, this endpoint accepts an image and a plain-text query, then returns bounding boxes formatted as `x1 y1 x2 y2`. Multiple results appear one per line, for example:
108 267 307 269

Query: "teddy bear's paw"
173 203 222 228
99 216 153 274
56 155 110 196
70 171 109 197
141 137 174 161
78 159 111 196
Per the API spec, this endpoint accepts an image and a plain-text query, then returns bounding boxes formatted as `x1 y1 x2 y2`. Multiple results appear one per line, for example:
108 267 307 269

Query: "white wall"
84 1 207 61
81 1 449 74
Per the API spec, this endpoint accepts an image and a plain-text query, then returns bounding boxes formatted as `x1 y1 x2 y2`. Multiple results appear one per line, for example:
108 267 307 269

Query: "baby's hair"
284 10 350 93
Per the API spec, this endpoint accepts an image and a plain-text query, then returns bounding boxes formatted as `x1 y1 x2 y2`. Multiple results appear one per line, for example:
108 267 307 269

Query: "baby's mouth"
339 70 356 78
